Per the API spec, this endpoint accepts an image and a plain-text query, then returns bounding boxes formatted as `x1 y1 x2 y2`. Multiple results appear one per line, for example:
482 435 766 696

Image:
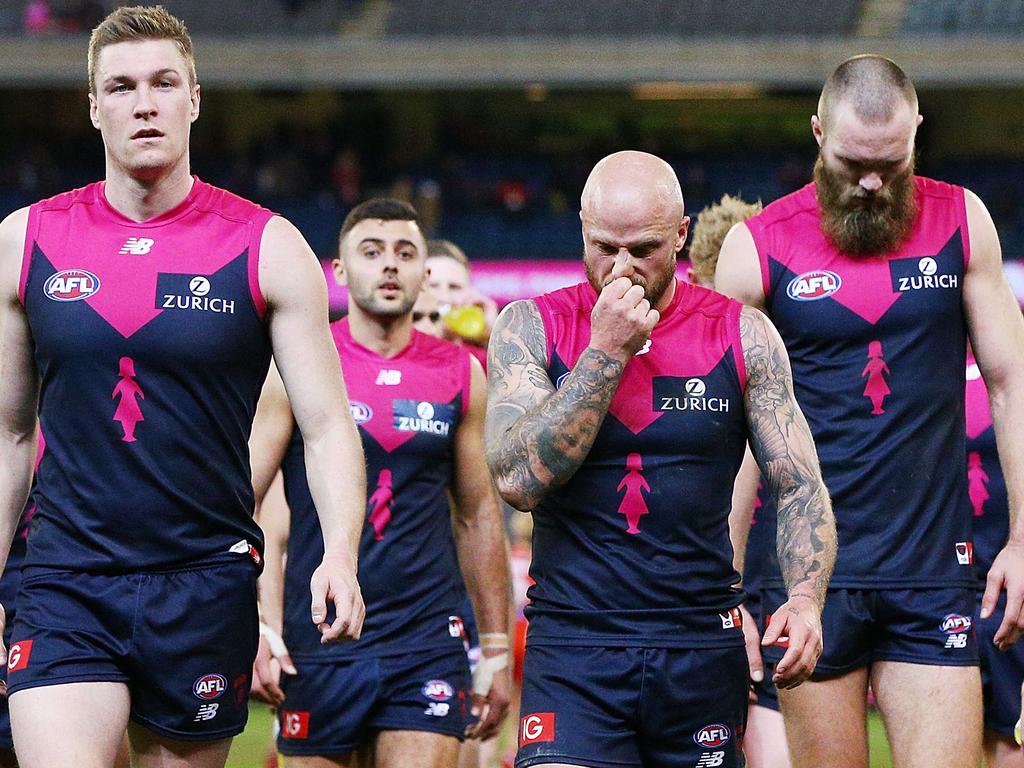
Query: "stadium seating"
903 0 1024 34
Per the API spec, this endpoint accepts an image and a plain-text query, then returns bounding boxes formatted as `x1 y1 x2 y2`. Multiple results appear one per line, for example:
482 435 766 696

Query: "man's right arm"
0 208 39 663
714 223 767 309
484 279 656 511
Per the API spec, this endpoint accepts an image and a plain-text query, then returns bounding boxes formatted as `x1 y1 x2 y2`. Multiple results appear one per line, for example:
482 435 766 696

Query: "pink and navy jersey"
966 357 1004 588
20 179 273 572
281 320 473 660
747 177 972 588
0 434 46 611
526 280 748 648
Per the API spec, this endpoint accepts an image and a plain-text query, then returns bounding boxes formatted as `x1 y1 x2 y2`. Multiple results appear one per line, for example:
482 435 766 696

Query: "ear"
676 216 691 252
89 92 100 130
190 83 201 123
332 257 346 287
916 113 923 127
811 115 824 147
686 266 697 283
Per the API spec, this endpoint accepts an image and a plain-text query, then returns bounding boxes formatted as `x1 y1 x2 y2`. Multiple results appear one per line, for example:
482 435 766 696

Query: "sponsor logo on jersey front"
44 269 101 302
891 255 959 293
519 713 556 747
119 237 154 255
422 679 455 702
786 270 842 302
350 401 373 424
656 377 730 413
157 274 236 314
694 724 731 748
376 369 402 385
193 673 227 700
6 640 33 672
394 399 455 436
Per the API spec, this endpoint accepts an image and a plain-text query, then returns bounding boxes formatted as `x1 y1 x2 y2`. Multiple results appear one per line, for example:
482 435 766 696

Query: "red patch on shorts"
7 640 33 672
519 712 556 746
281 710 310 739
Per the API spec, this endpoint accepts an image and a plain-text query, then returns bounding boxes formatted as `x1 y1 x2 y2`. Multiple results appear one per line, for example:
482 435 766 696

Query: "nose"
610 250 634 279
859 172 883 192
133 84 157 118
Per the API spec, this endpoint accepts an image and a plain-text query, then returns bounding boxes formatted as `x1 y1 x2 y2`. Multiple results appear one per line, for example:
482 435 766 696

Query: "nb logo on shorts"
424 702 450 717
697 751 726 767
193 703 219 722
519 712 556 747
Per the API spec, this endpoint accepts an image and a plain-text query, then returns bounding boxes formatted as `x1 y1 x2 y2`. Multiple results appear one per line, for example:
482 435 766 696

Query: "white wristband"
259 622 290 659
471 650 509 697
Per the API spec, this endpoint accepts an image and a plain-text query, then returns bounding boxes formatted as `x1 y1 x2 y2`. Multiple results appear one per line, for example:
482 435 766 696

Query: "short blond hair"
88 5 196 94
688 194 763 286
427 239 470 268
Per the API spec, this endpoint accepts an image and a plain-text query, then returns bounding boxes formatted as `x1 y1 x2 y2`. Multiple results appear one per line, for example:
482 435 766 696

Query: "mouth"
378 281 402 295
131 128 164 140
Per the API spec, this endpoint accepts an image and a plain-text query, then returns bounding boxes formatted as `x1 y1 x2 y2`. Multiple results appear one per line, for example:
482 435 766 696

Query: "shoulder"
413 329 471 364
533 281 592 315
747 183 818 235
0 207 31 298
195 180 276 226
914 175 962 202
679 280 739 320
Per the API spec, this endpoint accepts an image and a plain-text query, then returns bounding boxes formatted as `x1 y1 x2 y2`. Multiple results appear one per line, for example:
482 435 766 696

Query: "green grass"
226 705 895 768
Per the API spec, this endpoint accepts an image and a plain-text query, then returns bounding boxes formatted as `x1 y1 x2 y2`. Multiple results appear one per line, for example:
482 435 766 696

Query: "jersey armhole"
745 221 774 302
532 297 554 368
727 301 748 393
956 187 972 270
248 213 274 320
459 348 472 420
17 206 40 307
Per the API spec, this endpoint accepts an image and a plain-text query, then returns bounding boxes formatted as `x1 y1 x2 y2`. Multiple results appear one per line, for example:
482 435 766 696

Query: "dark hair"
339 198 420 242
819 54 918 129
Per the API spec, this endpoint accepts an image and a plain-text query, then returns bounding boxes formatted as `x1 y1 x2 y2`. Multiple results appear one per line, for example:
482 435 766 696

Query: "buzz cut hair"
818 54 918 129
88 5 196 94
427 239 470 268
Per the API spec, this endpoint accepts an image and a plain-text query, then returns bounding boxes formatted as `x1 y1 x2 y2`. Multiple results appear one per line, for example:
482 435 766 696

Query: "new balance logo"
119 237 154 255
193 703 219 722
376 370 402 385
697 751 726 768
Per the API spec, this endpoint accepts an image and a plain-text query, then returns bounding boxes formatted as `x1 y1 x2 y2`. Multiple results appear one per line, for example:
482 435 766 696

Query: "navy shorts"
6 558 259 741
276 647 471 756
745 593 779 712
0 607 14 750
762 586 979 677
977 592 1024 739
516 644 748 768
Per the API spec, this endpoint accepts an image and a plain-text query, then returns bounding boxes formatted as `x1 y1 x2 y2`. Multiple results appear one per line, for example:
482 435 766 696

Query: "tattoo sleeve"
740 306 837 606
484 300 625 510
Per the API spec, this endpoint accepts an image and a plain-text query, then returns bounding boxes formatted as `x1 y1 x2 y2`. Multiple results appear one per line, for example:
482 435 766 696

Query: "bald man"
484 150 836 768
716 55 1024 768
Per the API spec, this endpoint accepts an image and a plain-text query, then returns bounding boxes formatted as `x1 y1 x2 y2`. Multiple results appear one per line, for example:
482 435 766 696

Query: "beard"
584 253 676 308
815 154 918 256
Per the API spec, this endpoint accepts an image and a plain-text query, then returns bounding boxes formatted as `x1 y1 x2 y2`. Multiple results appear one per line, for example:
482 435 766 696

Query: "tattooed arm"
485 279 658 510
740 305 836 688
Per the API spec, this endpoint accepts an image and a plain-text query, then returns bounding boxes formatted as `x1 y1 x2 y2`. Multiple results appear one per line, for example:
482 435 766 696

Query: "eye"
111 83 130 93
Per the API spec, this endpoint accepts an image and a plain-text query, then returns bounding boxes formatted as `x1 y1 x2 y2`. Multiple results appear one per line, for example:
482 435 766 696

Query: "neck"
103 156 194 222
653 277 677 313
348 305 414 357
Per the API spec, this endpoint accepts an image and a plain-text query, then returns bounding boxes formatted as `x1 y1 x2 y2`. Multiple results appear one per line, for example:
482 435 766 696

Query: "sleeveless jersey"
526 280 748 648
281 320 472 660
746 177 972 588
19 179 273 572
0 434 46 611
966 356 1004 589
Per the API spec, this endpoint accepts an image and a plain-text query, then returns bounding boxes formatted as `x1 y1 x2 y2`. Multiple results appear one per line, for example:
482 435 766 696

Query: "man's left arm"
962 190 1024 649
452 355 512 739
740 305 837 689
260 216 367 644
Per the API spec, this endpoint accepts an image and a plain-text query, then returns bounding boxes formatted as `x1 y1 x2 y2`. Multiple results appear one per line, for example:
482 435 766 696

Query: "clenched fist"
589 277 660 363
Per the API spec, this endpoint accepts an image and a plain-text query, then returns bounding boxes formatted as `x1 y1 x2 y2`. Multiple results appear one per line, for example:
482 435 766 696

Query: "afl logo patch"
421 679 454 701
786 270 841 302
44 269 100 302
193 673 227 700
693 724 731 748
940 614 972 634
350 402 373 424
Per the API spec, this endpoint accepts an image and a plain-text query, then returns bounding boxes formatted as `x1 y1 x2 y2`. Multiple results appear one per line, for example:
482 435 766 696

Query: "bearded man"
715 54 1024 768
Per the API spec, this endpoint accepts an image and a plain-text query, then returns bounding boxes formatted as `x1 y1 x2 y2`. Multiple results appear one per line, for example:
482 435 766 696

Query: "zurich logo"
786 270 842 302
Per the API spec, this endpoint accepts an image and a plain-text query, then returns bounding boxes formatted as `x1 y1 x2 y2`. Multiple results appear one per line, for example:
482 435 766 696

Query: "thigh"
872 660 982 768
128 559 259 742
762 587 873 677
515 645 643 768
276 657 381 757
374 729 459 768
372 648 472 742
743 703 792 768
873 588 979 668
985 732 1024 768
776 667 870 768
128 721 232 768
10 680 131 768
639 646 748 768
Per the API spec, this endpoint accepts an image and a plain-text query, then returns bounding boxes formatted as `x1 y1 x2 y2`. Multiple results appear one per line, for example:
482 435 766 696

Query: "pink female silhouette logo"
367 468 394 541
861 340 891 415
967 451 990 517
112 356 145 442
617 452 651 534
